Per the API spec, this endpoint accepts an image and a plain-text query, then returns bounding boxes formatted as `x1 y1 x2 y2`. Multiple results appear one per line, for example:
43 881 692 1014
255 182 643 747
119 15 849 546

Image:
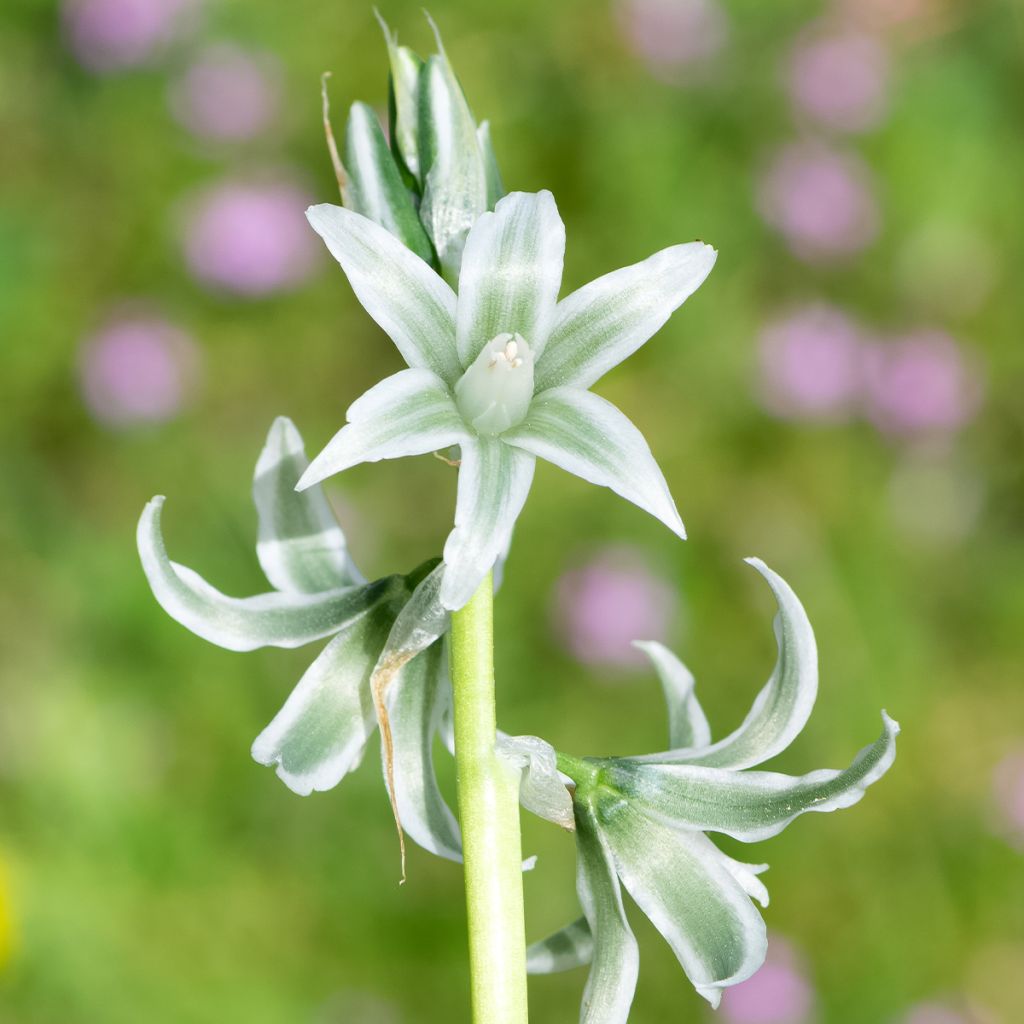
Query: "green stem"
449 572 529 1024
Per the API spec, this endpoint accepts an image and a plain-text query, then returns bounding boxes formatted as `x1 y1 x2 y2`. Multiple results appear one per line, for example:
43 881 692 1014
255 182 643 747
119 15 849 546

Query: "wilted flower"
137 417 460 861
720 934 815 1024
78 311 200 427
62 0 195 73
862 331 982 438
554 547 677 669
757 141 879 263
757 304 865 421
992 748 1024 850
182 179 319 295
614 0 729 81
169 44 281 143
786 25 889 134
526 559 898 1015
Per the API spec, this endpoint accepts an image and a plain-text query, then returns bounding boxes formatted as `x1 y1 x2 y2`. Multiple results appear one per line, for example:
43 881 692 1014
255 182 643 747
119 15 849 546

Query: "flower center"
454 332 535 435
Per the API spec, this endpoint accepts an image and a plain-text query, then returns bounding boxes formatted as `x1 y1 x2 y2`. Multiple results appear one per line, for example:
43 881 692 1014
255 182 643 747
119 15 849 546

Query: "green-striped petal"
594 793 767 1009
498 735 574 830
455 191 565 368
343 101 435 263
503 387 684 539
305 203 462 384
253 416 363 594
535 242 717 392
633 641 711 750
378 14 424 182
440 437 536 610
138 497 393 652
251 598 401 794
297 369 469 491
526 917 593 975
599 712 899 843
477 120 505 211
636 559 818 769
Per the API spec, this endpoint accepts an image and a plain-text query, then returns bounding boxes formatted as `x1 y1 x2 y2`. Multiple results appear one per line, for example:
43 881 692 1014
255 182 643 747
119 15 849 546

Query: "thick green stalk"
449 572 529 1024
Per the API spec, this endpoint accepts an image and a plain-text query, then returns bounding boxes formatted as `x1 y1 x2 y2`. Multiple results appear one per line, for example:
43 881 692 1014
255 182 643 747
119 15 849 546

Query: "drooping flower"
525 558 898 1016
300 189 715 610
137 417 460 861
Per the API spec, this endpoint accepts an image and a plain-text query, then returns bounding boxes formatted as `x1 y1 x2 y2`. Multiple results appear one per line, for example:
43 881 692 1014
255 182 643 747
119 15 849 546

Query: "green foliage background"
1 1 1022 1021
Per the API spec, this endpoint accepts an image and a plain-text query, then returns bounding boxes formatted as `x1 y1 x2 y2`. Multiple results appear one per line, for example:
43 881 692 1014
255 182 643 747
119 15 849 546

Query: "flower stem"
449 572 529 1024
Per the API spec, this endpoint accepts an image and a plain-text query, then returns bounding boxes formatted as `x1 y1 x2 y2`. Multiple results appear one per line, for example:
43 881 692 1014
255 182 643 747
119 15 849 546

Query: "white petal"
455 191 565 367
253 416 363 594
477 120 505 210
535 242 717 391
297 369 469 491
633 641 711 750
376 13 423 180
440 438 536 610
503 387 684 538
306 203 461 384
138 497 394 652
498 734 575 831
526 917 594 974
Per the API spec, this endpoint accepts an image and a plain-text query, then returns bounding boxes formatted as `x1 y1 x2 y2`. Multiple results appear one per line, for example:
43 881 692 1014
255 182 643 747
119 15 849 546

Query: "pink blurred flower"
78 311 200 426
862 331 982 438
182 179 319 296
615 0 729 81
169 44 281 143
62 0 196 73
787 26 889 133
553 547 676 670
992 748 1024 849
720 934 815 1024
832 0 956 42
901 1002 973 1024
758 304 866 421
757 141 880 263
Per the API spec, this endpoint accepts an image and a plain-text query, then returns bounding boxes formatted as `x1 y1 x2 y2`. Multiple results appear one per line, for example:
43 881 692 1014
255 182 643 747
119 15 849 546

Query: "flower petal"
503 387 684 538
440 437 536 610
250 598 401 794
253 416 363 594
305 203 461 384
574 797 640 1024
377 14 424 181
138 497 395 652
385 637 462 861
594 793 767 1008
498 735 574 831
636 559 818 769
343 101 435 263
600 712 900 843
633 641 711 750
526 917 594 974
534 242 717 391
297 368 469 490
455 191 565 367
477 120 505 210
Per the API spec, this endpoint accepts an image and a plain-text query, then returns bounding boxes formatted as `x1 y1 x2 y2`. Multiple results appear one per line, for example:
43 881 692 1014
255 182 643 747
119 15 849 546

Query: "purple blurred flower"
182 179 319 296
615 0 729 81
862 331 982 439
78 311 200 426
169 44 281 143
62 0 196 73
787 26 889 133
720 934 815 1024
757 141 880 263
554 547 676 670
992 749 1024 850
901 1002 973 1024
758 304 866 421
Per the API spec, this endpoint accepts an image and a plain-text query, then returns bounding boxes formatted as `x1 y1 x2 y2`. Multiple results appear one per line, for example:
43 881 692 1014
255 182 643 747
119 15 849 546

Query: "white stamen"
454 331 535 436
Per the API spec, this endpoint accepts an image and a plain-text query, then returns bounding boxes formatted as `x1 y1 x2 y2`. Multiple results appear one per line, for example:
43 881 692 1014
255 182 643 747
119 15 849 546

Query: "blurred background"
1 0 1022 1021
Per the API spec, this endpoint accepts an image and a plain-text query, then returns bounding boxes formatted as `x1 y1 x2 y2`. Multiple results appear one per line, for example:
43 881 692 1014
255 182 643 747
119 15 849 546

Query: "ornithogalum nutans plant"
138 15 899 1024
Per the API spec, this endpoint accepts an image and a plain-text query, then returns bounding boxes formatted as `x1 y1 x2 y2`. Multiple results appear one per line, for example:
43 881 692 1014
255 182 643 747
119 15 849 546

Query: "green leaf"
477 120 505 210
253 416 363 594
137 497 398 652
633 641 711 750
526 917 593 974
343 102 435 264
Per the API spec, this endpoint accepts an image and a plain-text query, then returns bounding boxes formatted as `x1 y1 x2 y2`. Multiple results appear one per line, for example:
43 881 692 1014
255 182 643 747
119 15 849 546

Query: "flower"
299 189 715 610
757 304 865 421
137 417 460 861
554 547 677 669
526 558 898 1015
78 310 200 427
757 141 879 262
614 0 730 81
992 748 1024 850
182 179 319 295
169 44 281 143
720 934 815 1024
901 1002 976 1024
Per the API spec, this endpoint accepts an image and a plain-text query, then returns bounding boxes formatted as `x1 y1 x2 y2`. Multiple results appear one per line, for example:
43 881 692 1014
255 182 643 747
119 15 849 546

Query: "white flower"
299 189 717 609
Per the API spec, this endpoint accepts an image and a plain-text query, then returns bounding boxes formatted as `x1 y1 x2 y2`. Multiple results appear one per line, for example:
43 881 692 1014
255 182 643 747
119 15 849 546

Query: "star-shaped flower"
137 416 460 861
524 558 899 1018
299 189 717 609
